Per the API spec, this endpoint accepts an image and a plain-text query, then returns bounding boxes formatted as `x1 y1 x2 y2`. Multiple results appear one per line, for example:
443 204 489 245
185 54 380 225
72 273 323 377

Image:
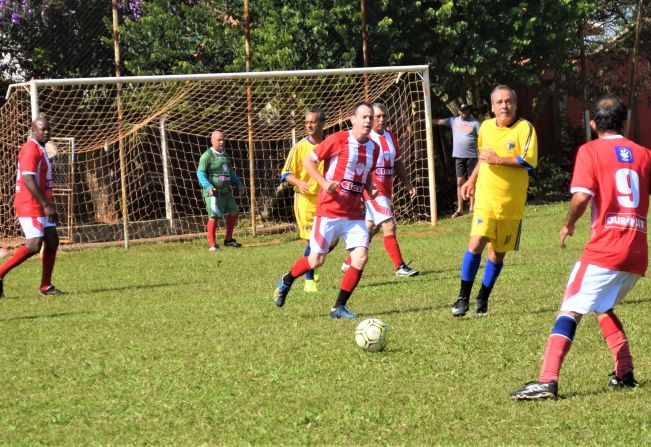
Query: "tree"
118 0 241 75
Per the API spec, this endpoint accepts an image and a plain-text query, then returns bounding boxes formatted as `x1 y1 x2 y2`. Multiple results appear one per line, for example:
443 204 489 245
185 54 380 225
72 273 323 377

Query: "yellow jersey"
475 118 538 220
280 137 323 197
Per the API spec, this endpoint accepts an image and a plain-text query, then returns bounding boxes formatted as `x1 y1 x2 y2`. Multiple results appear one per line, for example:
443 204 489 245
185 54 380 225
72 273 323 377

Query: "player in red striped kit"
341 103 418 277
512 96 650 400
273 102 380 319
0 117 64 298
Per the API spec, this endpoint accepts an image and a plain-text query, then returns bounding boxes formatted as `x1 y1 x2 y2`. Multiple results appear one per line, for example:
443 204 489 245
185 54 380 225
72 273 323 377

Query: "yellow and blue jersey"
281 137 323 197
475 118 538 220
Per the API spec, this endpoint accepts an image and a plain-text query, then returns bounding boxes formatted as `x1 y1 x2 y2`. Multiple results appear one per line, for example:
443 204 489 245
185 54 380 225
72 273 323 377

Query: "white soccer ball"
355 318 388 352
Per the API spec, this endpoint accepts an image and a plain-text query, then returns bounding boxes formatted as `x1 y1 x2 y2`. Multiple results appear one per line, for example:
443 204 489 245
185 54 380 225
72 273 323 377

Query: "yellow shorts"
294 192 317 240
470 210 522 252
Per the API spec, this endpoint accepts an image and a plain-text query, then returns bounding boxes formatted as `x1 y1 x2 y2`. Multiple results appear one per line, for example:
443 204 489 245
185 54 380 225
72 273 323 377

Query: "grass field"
1 202 651 445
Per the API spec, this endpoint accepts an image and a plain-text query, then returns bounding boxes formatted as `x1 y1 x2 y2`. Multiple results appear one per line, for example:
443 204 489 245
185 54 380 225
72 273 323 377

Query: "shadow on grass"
525 295 651 316
559 380 643 399
3 311 92 322
295 303 445 321
83 280 198 294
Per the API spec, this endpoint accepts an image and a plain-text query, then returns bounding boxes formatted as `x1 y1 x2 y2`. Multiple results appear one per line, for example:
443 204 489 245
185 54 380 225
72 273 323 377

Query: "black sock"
459 280 473 299
334 290 352 308
282 272 296 287
476 284 493 302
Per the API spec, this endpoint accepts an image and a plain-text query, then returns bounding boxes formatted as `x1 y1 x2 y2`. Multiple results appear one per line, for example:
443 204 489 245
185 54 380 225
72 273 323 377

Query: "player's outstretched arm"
560 192 591 248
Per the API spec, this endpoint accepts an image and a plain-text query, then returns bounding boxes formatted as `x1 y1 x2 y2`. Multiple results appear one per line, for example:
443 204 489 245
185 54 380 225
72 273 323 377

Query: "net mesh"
0 68 433 246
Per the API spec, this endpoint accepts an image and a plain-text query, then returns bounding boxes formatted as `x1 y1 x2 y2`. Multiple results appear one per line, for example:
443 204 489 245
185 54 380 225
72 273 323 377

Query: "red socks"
207 218 217 247
225 214 237 240
383 234 403 269
344 235 403 270
599 314 634 378
539 335 572 383
0 246 34 279
40 248 57 289
290 256 311 278
341 265 362 293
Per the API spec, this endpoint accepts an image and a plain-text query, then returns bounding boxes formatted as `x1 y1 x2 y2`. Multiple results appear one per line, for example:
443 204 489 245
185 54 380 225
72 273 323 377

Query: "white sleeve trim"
310 152 319 161
21 170 37 175
570 186 594 196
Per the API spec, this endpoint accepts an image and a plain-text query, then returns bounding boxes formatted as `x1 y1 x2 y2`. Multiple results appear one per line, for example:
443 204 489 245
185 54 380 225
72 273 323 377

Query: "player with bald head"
196 129 243 250
0 116 65 298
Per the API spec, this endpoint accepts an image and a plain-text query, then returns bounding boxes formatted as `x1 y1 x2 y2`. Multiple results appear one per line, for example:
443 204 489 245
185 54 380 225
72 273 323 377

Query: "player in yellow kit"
280 108 326 292
452 85 538 317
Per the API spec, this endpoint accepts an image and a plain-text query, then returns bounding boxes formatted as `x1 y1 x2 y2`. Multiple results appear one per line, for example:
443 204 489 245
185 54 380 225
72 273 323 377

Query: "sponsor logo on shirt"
215 175 230 182
340 179 365 195
383 150 392 160
355 162 366 175
615 146 633 163
605 213 646 232
476 217 484 225
375 167 394 177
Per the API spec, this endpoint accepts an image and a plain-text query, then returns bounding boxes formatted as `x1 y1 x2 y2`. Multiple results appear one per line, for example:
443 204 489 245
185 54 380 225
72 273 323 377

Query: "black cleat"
223 239 242 248
0 277 4 299
451 297 469 317
474 299 488 316
511 381 558 400
38 285 66 297
609 371 638 388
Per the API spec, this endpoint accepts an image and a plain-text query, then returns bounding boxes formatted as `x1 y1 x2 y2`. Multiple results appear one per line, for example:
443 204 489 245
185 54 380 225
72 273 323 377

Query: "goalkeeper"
196 130 243 250
280 108 326 292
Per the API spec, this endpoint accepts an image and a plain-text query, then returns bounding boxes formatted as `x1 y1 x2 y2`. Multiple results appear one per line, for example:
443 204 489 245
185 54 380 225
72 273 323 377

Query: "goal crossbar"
6 65 429 96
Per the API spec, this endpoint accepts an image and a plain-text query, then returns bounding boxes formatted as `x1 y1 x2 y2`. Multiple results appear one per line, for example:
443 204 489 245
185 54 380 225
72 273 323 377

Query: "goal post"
0 66 437 247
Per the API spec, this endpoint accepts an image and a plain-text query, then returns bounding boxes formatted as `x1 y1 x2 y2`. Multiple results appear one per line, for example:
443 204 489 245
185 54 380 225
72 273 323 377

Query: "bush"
528 155 573 203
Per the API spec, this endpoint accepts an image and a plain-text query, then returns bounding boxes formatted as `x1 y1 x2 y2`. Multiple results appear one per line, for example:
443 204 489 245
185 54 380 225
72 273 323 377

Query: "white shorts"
309 216 369 254
364 196 393 225
18 217 56 239
560 261 640 314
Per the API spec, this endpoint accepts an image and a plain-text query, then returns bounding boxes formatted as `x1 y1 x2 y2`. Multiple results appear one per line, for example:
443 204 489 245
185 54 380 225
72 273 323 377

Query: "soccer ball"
355 318 388 352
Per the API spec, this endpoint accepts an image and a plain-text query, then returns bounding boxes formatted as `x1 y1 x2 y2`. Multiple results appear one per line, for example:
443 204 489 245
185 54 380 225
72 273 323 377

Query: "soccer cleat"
341 262 350 273
223 239 242 248
38 285 65 297
0 277 4 299
273 274 291 307
451 297 470 317
609 370 638 388
303 279 318 293
395 263 419 277
329 306 359 319
510 381 558 400
208 245 219 251
474 299 488 316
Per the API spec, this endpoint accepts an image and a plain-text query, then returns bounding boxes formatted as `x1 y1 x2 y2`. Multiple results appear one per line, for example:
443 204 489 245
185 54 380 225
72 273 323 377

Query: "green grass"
1 202 651 445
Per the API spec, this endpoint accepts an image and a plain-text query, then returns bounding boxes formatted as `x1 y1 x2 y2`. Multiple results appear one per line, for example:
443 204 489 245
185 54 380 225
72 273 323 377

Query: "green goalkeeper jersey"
197 148 242 196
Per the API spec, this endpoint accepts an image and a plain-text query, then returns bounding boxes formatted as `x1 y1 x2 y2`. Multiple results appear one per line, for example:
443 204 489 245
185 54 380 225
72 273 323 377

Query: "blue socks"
461 250 482 282
481 259 503 288
304 244 314 280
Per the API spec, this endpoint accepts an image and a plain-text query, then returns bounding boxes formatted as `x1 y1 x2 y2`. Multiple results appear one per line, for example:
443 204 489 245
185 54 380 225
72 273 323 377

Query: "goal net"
0 66 436 247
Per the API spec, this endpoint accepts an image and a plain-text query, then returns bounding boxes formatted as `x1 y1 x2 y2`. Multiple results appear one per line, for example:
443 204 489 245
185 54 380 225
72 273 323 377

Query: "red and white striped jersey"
367 129 400 200
310 130 379 219
14 139 53 217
